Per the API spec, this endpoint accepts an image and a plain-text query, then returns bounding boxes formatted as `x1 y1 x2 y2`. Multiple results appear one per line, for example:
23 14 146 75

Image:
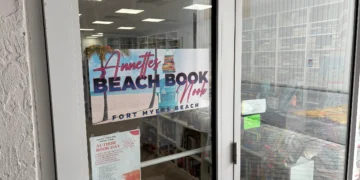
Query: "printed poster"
86 46 210 124
90 129 141 180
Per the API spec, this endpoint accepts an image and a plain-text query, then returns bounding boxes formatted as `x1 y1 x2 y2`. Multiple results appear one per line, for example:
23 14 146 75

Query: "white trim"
25 0 55 179
43 0 89 179
347 2 360 179
349 58 360 180
217 0 236 179
234 0 243 179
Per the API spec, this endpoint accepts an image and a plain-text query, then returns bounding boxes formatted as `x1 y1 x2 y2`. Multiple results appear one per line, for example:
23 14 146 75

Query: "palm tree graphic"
148 48 157 109
85 45 130 122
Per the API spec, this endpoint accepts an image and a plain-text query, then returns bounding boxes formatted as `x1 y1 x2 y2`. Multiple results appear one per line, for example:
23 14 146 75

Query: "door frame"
216 0 236 179
233 0 242 179
347 1 360 179
43 0 88 179
42 0 236 179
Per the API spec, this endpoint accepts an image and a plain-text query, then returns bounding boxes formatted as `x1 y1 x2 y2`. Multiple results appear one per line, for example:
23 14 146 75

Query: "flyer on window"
90 129 141 180
85 47 210 125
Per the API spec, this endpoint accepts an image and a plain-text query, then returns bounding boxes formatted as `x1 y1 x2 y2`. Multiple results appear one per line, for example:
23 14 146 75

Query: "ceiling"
78 0 211 37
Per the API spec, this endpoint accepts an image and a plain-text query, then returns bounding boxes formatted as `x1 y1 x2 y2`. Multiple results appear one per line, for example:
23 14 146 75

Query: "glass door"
79 1 214 178
42 0 237 179
236 0 358 179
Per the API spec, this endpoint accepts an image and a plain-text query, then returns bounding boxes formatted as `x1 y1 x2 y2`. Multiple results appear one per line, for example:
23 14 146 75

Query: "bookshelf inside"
137 31 182 50
141 108 212 180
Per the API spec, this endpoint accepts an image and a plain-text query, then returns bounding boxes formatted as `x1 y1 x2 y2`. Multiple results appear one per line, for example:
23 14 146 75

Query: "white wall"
0 0 54 179
0 1 38 179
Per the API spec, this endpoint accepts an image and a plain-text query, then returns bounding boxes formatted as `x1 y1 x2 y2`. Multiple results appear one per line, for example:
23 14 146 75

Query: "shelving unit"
104 31 181 50
137 31 182 49
242 0 350 94
140 108 212 180
106 37 137 50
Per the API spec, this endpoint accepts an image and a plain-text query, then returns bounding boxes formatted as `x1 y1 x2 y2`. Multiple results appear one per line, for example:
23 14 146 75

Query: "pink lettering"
177 81 207 103
121 62 137 71
93 50 161 79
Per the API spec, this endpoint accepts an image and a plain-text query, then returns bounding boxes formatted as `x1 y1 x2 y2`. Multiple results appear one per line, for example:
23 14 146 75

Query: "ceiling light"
92 34 103 37
142 18 165 22
97 33 103 35
88 0 102 1
118 27 135 30
92 21 113 25
80 28 95 31
79 14 82 16
116 8 144 14
86 36 98 39
183 4 212 10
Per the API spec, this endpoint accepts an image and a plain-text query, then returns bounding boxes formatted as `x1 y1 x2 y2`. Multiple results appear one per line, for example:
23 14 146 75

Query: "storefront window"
240 0 355 179
78 0 213 179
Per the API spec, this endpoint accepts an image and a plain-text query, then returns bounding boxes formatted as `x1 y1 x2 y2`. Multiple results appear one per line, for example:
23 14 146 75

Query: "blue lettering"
94 78 108 93
109 77 121 92
165 74 176 86
136 76 147 89
122 76 136 90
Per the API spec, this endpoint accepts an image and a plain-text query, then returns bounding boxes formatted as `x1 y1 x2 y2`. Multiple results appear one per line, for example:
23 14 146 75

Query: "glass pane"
240 0 355 179
78 0 213 179
354 130 360 179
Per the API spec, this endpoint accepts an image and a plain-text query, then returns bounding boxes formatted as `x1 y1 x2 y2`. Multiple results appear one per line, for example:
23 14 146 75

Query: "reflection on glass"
79 0 213 179
241 0 355 180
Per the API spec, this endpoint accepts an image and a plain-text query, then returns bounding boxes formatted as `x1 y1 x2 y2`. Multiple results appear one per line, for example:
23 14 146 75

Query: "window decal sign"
90 130 141 180
241 99 266 115
243 114 261 130
85 46 210 124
